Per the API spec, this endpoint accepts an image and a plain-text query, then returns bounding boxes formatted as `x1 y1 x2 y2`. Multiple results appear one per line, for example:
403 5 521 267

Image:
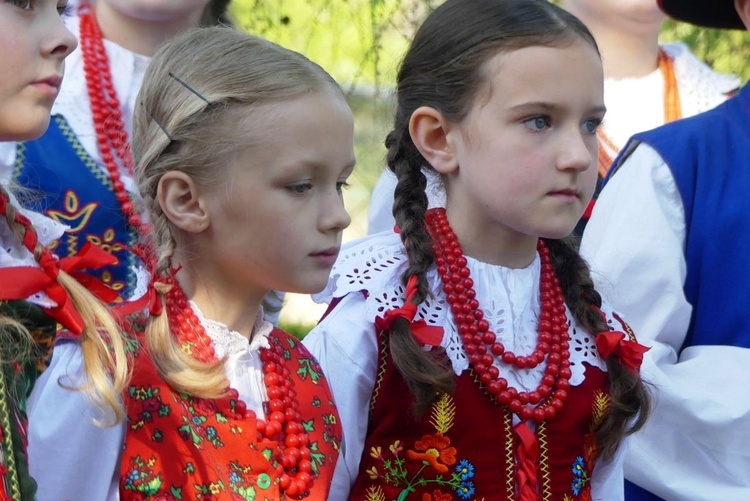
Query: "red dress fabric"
349 329 610 501
119 325 341 500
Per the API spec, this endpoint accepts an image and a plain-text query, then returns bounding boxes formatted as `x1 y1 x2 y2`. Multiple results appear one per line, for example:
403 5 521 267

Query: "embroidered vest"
614 84 750 501
13 115 139 297
120 324 341 500
350 328 611 501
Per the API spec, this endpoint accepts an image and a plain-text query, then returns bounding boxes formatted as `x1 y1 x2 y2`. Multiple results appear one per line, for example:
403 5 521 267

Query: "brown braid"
543 236 650 460
386 127 455 416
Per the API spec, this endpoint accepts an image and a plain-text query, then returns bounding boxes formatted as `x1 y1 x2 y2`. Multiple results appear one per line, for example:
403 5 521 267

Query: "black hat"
658 0 745 30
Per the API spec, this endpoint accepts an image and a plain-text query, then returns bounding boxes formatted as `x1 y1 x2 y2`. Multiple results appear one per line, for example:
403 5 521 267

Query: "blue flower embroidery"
572 476 585 496
572 456 585 476
455 459 475 480
456 480 475 500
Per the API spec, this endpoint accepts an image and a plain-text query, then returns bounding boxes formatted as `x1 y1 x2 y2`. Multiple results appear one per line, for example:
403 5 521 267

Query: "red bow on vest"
0 243 119 334
375 275 444 346
595 331 649 374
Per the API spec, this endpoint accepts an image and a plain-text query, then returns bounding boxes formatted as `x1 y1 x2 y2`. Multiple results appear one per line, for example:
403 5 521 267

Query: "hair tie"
595 330 649 374
374 275 443 346
0 243 119 334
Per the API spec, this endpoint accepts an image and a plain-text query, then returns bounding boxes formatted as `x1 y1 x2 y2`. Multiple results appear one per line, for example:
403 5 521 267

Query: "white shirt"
303 231 628 500
580 144 750 500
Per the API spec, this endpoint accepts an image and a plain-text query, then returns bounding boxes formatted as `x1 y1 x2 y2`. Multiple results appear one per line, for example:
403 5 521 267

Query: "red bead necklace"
425 208 572 423
160 275 315 497
79 5 149 238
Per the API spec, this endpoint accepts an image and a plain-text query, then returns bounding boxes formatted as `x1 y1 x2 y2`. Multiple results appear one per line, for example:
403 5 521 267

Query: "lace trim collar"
315 231 608 388
189 302 272 359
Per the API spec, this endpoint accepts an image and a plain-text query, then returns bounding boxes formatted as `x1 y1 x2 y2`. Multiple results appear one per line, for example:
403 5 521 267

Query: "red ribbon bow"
374 275 444 346
595 330 649 374
0 243 119 334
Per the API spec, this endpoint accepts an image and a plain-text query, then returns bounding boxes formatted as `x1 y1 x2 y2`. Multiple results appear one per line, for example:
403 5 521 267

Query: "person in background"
367 0 738 236
580 0 750 499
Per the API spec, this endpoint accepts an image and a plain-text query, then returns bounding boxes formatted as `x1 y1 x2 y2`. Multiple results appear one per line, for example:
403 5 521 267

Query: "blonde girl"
29 26 353 500
304 0 650 499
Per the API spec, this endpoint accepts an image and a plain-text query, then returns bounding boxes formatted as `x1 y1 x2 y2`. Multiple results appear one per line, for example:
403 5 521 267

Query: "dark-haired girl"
304 0 650 499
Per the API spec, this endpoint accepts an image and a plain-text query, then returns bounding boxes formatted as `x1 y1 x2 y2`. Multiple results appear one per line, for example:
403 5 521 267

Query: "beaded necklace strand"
425 208 572 423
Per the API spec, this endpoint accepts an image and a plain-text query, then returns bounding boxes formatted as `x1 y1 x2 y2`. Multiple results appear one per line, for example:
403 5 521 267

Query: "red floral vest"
350 330 610 501
120 326 341 500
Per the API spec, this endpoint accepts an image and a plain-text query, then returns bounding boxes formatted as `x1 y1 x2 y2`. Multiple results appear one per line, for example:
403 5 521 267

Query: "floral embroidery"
364 394 476 499
122 455 163 495
567 391 609 500
120 328 342 499
406 433 457 474
423 490 453 501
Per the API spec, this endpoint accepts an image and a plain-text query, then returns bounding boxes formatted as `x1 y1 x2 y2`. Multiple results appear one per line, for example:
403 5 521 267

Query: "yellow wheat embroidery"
429 393 457 434
590 390 611 431
365 485 386 501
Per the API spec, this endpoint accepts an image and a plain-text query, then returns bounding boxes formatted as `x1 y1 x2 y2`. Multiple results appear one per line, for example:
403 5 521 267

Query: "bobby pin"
168 72 210 103
150 112 173 142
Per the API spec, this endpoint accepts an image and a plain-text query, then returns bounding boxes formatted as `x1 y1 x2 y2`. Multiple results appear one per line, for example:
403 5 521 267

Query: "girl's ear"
408 106 459 175
157 172 209 233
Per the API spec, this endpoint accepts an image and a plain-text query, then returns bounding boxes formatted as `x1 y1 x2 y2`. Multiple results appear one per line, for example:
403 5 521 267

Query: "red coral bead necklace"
425 208 572 423
160 274 315 497
79 5 150 238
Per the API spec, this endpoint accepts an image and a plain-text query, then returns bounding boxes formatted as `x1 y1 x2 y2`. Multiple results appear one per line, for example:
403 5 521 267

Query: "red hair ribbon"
113 247 174 318
0 243 119 334
595 330 649 374
374 275 444 346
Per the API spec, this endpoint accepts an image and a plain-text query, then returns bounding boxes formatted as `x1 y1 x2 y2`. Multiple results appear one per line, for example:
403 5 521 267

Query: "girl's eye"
286 183 312 195
58 1 72 16
524 116 550 131
336 181 350 193
8 0 33 10
583 118 603 134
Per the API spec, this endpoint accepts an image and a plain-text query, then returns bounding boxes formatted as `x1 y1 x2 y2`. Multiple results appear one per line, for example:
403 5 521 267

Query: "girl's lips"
310 247 340 266
30 75 63 99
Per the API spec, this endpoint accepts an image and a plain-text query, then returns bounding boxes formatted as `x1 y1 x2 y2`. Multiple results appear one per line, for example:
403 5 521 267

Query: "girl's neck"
94 3 204 57
175 267 264 341
592 27 661 80
562 5 663 80
444 206 538 269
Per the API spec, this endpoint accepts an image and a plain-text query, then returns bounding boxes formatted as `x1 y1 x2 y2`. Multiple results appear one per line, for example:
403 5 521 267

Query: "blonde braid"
0 185 129 423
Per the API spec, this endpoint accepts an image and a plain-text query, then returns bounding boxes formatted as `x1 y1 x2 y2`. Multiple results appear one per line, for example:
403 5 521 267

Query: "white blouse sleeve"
581 144 750 500
302 292 379 500
27 341 124 501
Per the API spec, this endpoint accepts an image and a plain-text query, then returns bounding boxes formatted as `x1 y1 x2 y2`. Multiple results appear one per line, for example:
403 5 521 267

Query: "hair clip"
149 112 173 142
168 72 210 103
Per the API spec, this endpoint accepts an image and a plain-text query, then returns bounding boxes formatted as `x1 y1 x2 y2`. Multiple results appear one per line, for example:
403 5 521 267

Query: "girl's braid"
544 236 650 460
385 126 454 415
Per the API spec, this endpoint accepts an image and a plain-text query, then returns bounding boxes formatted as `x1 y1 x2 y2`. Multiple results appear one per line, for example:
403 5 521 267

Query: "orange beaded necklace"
597 48 682 178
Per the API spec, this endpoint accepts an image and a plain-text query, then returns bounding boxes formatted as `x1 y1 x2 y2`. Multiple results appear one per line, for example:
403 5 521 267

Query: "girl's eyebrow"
508 102 607 115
